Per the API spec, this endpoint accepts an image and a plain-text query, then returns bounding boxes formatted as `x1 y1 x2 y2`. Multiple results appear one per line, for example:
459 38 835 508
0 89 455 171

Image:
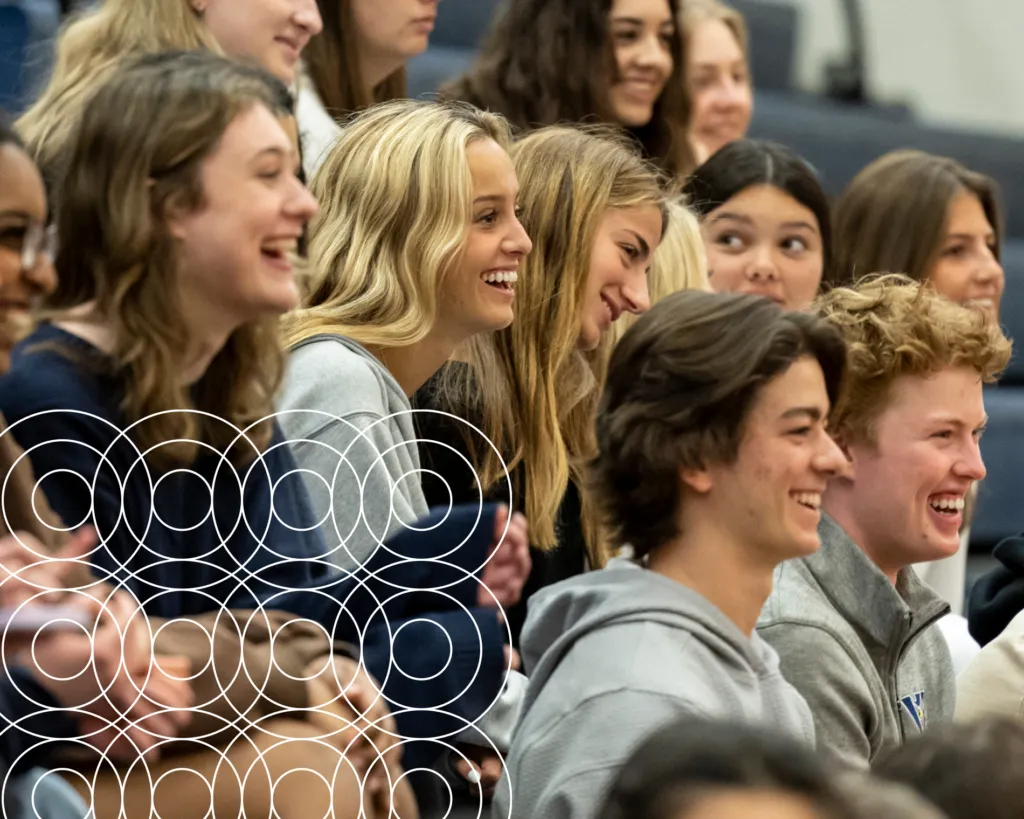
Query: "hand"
454 744 504 800
0 527 96 610
25 588 192 762
479 506 531 612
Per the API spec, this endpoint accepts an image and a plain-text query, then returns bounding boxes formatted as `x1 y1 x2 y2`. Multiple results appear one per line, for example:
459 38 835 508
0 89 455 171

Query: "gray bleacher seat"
728 0 798 92
0 4 31 112
0 0 60 114
972 387 1024 550
750 92 1024 238
406 0 502 99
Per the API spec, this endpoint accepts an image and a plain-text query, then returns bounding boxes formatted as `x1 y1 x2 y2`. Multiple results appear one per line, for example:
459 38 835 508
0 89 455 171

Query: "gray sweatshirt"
277 334 430 571
278 334 527 750
493 557 814 819
757 514 954 770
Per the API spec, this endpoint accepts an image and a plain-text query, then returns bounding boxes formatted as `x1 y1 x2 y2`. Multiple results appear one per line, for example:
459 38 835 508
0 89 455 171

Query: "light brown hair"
50 50 295 466
680 0 749 57
830 150 1003 287
816 273 1011 446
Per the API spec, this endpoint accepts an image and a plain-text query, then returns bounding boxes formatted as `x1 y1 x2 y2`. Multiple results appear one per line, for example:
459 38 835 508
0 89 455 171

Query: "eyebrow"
473 194 510 204
611 16 673 27
927 415 989 429
0 210 33 220
709 212 819 232
781 407 824 422
694 59 748 71
946 232 996 243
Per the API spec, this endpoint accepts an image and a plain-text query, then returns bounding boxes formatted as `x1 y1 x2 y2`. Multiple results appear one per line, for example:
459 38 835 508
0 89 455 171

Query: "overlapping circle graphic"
0 407 522 818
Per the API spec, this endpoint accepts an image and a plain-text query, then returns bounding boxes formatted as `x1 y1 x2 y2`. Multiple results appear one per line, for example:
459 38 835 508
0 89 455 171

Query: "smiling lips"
601 295 622 325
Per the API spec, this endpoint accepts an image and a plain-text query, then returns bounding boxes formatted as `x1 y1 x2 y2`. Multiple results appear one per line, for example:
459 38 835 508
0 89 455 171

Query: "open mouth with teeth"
929 496 965 516
482 270 517 291
792 492 821 512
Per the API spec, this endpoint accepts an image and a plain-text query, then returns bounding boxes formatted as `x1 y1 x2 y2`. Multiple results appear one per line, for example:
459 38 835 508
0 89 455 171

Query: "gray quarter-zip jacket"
757 514 954 769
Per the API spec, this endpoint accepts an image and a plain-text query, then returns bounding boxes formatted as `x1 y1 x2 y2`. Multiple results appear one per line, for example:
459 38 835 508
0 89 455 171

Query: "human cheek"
706 249 745 293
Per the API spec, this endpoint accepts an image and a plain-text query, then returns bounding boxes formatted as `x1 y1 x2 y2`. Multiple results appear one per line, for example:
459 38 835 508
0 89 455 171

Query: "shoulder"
0 331 107 423
281 338 391 420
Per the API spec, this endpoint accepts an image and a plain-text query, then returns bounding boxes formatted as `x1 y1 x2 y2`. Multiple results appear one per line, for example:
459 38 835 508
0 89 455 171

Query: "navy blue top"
0 324 508 768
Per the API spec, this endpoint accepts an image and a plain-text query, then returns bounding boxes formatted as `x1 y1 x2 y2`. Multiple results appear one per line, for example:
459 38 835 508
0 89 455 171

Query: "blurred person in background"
17 0 322 194
440 0 693 179
683 139 830 311
298 0 440 177
875 716 1024 819
681 0 753 165
598 717 872 819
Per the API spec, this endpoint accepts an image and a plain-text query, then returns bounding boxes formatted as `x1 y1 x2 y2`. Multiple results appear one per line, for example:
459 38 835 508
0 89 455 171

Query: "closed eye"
788 426 812 437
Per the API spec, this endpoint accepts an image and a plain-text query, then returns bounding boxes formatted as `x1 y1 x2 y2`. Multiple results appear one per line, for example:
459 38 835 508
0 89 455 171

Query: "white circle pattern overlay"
0 408 523 818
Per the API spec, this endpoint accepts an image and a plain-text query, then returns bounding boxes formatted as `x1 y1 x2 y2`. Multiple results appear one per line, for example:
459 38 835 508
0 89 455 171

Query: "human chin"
610 96 654 128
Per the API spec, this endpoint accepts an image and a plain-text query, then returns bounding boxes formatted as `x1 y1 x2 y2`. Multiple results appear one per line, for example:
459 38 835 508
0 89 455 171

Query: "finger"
481 754 503 783
491 504 509 550
63 526 97 556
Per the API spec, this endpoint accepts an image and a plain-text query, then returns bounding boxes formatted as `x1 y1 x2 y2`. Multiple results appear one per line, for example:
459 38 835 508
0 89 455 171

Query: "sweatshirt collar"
803 514 950 648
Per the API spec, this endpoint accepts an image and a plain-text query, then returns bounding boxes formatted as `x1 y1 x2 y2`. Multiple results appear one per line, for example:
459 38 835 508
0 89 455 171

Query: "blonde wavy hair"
16 0 219 191
442 125 667 561
50 50 294 467
609 197 708 347
816 273 1011 446
281 99 514 350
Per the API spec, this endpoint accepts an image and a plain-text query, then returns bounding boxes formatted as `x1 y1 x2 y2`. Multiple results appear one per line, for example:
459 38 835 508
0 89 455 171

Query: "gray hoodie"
757 514 954 770
493 557 814 819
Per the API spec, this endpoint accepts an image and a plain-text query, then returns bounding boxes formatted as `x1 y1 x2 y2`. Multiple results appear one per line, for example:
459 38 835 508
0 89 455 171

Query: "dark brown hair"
304 0 406 120
830 150 1003 287
598 716 859 819
875 716 1024 819
590 289 846 557
682 138 832 277
52 50 294 466
439 0 692 179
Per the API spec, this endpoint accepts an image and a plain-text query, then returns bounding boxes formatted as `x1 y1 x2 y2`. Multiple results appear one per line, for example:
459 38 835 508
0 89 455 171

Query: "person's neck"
647 518 777 637
55 300 237 388
365 328 462 398
359 50 404 92
823 497 902 585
